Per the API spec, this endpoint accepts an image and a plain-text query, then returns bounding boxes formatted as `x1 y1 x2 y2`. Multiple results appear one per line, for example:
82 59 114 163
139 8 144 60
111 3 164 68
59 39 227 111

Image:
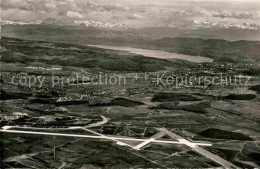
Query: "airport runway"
1 125 238 168
155 127 239 168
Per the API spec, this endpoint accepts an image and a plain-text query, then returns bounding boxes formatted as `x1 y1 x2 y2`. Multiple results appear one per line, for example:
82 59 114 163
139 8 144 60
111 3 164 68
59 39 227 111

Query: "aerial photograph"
0 0 260 168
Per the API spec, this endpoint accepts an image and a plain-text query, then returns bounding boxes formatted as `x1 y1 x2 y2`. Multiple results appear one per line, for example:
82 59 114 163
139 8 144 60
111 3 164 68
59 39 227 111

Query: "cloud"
67 11 83 18
2 8 39 21
2 0 260 29
99 3 129 12
173 9 204 17
127 13 144 20
2 0 29 10
2 0 131 19
213 11 260 20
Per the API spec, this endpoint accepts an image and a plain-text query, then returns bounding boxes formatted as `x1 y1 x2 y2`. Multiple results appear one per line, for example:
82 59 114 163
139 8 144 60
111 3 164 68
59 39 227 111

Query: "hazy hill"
2 25 260 65
0 37 184 72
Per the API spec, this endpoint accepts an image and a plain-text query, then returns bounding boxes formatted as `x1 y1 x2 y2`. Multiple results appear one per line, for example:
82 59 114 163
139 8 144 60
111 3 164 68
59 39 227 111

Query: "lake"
89 45 213 63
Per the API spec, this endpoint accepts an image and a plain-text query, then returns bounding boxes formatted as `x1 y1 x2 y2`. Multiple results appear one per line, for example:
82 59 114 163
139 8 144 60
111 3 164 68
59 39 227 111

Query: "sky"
2 0 260 28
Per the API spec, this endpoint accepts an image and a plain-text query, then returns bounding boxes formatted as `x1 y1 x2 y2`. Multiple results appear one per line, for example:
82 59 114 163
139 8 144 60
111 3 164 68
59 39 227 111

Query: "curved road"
85 116 108 128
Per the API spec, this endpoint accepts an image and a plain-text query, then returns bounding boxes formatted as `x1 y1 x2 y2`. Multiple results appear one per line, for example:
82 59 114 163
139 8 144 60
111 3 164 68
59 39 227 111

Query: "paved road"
4 152 44 162
193 146 239 169
1 124 240 168
58 162 67 169
155 128 182 139
1 126 215 149
2 125 237 168
0 129 182 144
152 131 166 139
133 138 155 150
1 126 212 148
155 127 239 168
85 116 108 128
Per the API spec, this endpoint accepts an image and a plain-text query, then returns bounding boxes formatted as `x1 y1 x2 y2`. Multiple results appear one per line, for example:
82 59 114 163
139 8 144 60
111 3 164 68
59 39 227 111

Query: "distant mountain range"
1 20 43 25
74 20 127 30
176 20 260 30
2 24 260 66
2 20 260 41
2 19 260 30
1 20 127 30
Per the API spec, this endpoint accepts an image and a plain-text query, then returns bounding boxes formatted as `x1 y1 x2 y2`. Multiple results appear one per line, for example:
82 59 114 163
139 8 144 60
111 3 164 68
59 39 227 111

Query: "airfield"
1 37 260 168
